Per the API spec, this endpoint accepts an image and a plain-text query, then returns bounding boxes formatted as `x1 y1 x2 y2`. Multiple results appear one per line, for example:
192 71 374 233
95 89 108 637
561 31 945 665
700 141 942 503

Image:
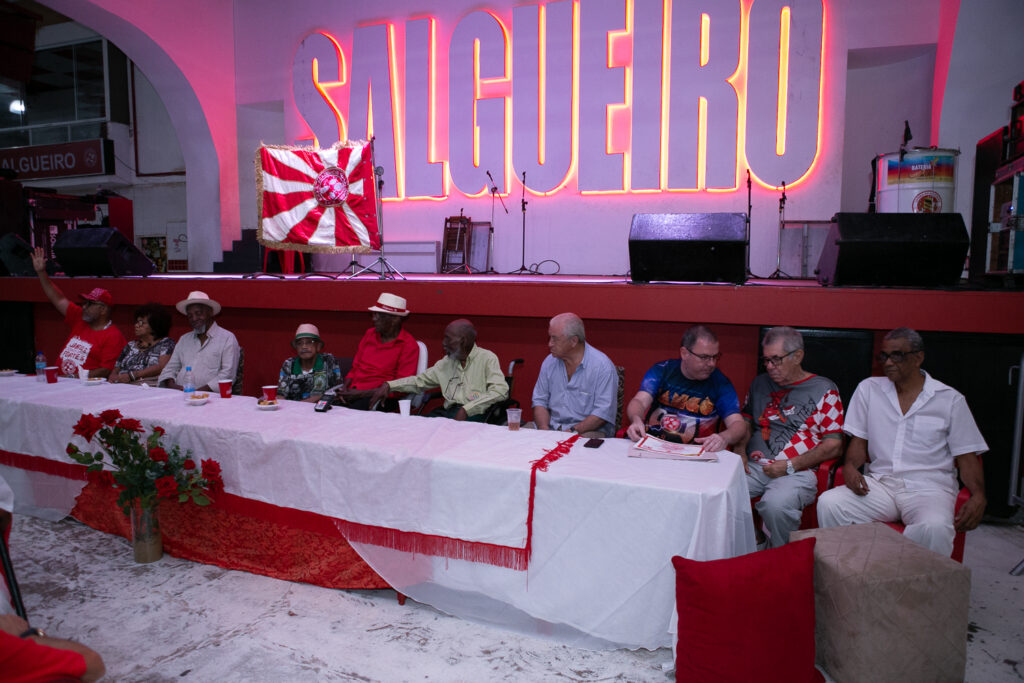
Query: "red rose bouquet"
66 409 224 515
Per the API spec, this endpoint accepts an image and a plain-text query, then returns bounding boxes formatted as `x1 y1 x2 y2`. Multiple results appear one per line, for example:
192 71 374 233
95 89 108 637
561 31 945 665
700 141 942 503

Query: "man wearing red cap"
31 247 127 378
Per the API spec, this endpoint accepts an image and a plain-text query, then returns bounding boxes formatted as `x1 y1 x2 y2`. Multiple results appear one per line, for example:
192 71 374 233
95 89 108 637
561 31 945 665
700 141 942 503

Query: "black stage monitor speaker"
0 232 36 276
815 212 968 287
629 213 747 283
53 227 156 277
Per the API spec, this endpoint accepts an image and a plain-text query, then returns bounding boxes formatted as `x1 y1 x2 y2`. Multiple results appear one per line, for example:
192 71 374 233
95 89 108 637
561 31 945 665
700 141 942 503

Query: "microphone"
486 169 494 182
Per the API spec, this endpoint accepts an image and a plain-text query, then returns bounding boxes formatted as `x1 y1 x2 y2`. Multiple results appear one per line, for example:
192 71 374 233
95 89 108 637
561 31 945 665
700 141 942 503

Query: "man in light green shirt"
371 319 508 421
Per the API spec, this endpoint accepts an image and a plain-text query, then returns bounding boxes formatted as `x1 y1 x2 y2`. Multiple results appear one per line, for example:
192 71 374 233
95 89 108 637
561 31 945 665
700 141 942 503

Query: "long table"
0 374 755 650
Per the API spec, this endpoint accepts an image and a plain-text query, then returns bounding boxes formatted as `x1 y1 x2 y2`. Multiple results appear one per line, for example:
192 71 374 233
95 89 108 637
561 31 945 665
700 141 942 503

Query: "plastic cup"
44 366 59 383
506 407 522 431
78 367 89 380
261 385 278 402
398 399 411 416
218 379 233 398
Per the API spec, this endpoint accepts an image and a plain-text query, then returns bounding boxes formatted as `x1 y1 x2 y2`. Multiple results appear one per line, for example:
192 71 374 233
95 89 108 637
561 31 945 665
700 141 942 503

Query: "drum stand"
767 181 794 279
347 163 405 280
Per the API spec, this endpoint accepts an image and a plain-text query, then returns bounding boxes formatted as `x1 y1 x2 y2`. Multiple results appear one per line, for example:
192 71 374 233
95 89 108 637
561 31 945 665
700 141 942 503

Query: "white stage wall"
39 0 1024 274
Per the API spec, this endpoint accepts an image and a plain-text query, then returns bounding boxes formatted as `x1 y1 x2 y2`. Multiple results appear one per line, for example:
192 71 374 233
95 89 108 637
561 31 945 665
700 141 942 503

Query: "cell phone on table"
583 438 604 448
314 398 332 412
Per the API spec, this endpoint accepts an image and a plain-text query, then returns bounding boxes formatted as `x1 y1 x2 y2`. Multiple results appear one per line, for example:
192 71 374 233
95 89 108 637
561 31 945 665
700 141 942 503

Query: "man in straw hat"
277 324 343 402
31 247 126 378
336 292 419 410
158 290 239 392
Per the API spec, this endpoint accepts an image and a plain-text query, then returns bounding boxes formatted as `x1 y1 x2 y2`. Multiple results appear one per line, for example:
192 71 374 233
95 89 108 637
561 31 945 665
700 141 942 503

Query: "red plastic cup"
218 379 233 398
44 366 59 383
261 385 278 402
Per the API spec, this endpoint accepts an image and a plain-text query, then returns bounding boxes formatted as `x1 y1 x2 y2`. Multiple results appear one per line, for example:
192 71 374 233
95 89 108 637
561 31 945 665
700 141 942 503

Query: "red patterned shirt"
742 373 844 465
58 303 127 376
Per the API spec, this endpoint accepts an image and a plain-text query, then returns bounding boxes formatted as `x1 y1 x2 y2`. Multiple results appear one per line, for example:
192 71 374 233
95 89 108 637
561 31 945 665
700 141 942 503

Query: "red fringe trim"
0 450 88 481
525 434 580 563
333 519 529 571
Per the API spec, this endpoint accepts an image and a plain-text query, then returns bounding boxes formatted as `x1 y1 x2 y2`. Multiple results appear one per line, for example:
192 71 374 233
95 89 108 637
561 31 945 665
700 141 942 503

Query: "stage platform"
3 272 1023 410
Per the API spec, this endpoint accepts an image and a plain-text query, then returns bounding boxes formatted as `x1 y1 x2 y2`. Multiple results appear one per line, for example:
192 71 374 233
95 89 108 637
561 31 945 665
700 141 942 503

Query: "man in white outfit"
817 327 987 556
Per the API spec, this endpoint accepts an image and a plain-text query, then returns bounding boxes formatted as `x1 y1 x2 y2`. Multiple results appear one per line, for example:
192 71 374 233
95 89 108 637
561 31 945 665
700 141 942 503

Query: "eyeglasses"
686 348 722 363
877 350 918 364
445 376 464 397
761 350 797 367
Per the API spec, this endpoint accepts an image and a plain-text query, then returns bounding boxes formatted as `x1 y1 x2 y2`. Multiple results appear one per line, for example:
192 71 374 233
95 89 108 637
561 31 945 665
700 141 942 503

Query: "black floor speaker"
0 232 36 276
628 213 747 283
816 213 968 287
53 227 156 277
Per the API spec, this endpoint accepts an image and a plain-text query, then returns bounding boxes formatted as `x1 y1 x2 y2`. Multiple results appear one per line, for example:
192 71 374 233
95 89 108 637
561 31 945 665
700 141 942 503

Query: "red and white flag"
257 140 381 253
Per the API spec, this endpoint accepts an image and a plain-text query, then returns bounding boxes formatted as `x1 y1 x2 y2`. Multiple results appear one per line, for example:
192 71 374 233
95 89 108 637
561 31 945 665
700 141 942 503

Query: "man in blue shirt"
625 325 745 452
531 313 619 437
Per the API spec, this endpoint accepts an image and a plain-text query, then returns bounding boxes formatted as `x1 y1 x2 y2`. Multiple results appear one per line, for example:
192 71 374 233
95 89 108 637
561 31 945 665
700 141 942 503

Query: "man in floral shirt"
277 324 342 402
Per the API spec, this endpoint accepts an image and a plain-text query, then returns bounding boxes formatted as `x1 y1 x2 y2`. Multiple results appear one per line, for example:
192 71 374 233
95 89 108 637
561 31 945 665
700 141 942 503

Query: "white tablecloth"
0 375 755 649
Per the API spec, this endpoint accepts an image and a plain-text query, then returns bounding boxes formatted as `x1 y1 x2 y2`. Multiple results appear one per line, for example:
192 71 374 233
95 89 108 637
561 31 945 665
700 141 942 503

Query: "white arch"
39 0 235 271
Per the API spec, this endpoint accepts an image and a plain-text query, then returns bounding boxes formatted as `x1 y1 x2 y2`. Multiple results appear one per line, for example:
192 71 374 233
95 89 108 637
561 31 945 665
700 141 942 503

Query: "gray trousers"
746 461 817 548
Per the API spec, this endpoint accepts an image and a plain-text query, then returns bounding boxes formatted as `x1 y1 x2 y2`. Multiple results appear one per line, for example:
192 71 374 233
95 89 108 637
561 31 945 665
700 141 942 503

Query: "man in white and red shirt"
31 247 126 378
738 326 844 548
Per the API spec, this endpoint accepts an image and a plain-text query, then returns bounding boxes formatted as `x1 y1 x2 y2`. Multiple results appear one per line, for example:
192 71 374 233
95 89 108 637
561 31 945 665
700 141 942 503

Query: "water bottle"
35 351 46 382
183 366 195 402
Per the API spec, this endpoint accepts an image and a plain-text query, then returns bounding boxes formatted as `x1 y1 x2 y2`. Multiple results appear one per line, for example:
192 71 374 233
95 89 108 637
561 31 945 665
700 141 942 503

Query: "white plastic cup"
506 407 522 431
398 399 411 416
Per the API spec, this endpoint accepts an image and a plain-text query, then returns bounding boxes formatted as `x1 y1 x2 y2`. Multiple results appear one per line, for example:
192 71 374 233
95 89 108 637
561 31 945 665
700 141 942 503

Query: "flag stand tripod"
347 143 404 280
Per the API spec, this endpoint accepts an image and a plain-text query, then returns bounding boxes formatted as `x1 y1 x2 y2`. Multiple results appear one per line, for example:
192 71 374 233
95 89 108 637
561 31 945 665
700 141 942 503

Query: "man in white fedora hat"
337 292 419 410
158 290 239 392
277 324 343 402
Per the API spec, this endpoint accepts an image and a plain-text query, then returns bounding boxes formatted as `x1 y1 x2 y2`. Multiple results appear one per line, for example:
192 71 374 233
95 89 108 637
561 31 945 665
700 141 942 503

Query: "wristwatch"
785 460 796 476
20 627 46 638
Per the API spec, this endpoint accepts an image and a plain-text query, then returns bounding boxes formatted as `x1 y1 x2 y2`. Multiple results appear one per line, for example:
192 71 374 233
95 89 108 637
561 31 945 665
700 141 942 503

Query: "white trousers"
816 474 957 557
746 462 818 548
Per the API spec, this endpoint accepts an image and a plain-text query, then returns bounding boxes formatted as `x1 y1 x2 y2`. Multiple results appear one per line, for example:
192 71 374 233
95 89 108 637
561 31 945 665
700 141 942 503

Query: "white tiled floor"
6 515 1024 682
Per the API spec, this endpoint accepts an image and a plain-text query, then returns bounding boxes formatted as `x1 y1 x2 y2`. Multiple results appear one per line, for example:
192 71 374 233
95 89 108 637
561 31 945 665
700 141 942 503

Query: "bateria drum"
875 147 958 213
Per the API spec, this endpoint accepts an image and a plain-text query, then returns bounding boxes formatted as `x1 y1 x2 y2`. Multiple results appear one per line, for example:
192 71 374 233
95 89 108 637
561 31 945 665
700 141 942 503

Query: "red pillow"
672 538 822 683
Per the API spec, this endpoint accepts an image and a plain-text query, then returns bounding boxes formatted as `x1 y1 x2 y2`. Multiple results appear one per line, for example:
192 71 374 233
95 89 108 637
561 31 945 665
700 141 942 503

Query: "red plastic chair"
831 463 972 563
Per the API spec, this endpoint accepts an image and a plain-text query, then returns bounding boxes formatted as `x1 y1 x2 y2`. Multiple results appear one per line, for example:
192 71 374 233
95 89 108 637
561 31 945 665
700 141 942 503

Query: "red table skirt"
71 477 390 590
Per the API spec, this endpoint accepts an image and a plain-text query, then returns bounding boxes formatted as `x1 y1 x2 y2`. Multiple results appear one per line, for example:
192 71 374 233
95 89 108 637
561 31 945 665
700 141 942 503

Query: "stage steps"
213 228 262 274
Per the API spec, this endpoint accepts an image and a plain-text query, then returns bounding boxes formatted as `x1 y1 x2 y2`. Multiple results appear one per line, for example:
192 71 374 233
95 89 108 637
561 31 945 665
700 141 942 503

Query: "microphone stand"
745 169 753 279
487 170 507 274
509 171 535 275
768 181 792 279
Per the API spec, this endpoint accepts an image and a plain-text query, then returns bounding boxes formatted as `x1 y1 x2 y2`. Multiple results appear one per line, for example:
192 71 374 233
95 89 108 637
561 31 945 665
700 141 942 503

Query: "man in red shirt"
0 614 105 682
32 247 127 378
337 293 419 409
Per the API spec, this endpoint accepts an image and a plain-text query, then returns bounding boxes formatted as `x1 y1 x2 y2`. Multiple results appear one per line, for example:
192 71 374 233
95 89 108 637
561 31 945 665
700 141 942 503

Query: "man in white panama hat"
336 292 419 410
158 290 239 392
277 324 343 402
